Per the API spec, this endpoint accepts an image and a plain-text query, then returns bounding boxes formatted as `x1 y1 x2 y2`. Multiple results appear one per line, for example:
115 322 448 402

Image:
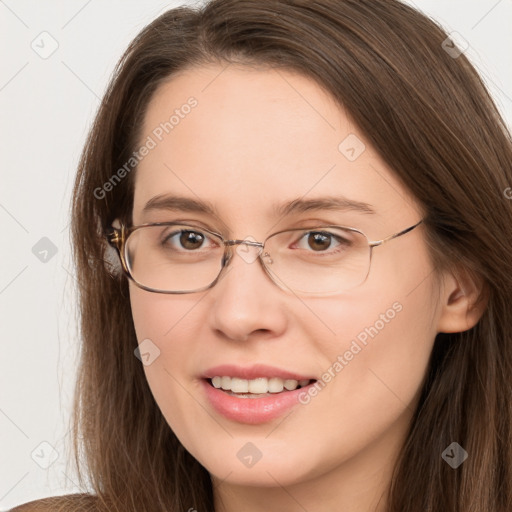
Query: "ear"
103 217 123 278
436 266 489 334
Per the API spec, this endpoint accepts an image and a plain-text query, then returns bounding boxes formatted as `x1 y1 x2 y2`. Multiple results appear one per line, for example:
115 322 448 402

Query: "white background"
1 0 511 509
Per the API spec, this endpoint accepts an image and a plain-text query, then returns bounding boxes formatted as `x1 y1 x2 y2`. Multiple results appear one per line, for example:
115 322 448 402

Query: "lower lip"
201 378 315 424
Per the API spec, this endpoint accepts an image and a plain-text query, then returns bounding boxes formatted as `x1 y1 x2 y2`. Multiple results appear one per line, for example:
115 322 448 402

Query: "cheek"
129 284 204 343
296 257 438 430
283 289 435 472
128 284 208 432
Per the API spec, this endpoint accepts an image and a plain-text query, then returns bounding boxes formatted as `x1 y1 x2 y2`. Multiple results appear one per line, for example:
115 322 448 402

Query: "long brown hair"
50 0 512 510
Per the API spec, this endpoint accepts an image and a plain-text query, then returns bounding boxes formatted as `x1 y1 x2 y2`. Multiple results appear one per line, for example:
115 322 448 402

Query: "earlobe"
436 267 489 334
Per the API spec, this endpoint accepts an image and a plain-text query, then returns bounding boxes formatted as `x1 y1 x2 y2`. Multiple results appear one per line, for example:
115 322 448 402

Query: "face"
128 63 441 495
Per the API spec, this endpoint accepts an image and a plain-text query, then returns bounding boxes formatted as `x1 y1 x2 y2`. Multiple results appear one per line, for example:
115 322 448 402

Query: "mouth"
201 375 318 424
205 376 317 399
200 363 319 423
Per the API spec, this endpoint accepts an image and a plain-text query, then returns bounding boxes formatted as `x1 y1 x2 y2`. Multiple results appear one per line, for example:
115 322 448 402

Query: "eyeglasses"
105 219 423 296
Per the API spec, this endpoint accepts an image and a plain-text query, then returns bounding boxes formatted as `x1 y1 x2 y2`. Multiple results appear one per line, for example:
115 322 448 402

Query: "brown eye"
160 229 209 251
293 230 352 253
307 232 332 251
178 230 205 250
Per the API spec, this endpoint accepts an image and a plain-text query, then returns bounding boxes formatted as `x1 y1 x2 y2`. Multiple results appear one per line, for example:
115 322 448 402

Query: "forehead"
132 64 420 231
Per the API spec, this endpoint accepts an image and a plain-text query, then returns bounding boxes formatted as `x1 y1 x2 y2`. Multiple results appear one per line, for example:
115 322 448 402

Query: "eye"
294 230 352 252
162 229 213 251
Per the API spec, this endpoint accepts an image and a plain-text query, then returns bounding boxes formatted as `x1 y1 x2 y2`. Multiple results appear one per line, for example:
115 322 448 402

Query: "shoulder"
9 494 99 512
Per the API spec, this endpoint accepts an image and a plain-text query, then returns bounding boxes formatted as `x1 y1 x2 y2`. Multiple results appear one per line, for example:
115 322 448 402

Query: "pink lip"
200 378 316 424
201 363 316 381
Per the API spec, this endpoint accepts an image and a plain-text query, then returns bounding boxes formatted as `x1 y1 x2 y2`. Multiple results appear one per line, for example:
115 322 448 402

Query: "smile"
209 376 314 396
201 378 318 424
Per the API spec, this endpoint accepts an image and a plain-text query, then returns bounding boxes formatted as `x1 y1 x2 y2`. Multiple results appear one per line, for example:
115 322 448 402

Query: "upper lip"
201 364 317 381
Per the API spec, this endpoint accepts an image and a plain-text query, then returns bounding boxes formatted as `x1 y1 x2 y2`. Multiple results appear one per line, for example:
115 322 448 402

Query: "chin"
186 436 322 488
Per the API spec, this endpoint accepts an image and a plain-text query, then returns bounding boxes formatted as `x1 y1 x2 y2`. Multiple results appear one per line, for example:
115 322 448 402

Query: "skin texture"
127 64 486 512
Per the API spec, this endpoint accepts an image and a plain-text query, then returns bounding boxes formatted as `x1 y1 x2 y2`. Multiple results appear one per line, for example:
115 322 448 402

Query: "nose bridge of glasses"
224 239 264 248
220 238 270 276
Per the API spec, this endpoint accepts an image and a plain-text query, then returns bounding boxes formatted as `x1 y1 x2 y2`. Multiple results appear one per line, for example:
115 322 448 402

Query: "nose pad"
262 251 273 265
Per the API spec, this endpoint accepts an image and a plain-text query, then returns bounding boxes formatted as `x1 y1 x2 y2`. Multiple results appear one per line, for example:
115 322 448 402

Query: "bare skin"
126 63 486 512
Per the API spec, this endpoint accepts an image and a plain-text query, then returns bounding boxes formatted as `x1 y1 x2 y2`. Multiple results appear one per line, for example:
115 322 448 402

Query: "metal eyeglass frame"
105 219 423 295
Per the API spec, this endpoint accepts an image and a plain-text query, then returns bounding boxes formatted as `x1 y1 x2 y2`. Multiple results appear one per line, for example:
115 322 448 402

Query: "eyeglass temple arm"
105 226 123 249
369 219 423 248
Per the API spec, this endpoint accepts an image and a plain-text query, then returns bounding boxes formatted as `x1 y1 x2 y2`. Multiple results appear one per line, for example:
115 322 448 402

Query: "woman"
12 0 512 510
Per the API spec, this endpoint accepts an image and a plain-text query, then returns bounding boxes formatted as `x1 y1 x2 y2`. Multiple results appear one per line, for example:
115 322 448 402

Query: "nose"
207 244 288 342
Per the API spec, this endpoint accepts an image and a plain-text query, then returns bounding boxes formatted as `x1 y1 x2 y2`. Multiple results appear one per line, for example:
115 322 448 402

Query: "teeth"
209 376 312 393
248 378 268 394
221 376 231 390
268 377 284 393
230 377 249 393
284 379 299 391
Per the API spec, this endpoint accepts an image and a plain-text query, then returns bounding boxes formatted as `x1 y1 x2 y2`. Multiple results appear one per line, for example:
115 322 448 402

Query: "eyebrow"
273 197 376 216
141 194 376 217
142 194 217 216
